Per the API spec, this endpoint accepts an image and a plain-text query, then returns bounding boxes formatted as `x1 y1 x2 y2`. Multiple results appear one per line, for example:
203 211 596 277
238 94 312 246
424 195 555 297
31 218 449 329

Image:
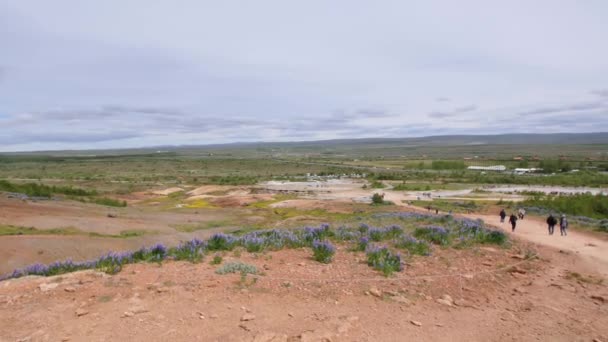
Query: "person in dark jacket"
559 214 569 236
547 214 557 235
500 209 506 223
509 213 518 232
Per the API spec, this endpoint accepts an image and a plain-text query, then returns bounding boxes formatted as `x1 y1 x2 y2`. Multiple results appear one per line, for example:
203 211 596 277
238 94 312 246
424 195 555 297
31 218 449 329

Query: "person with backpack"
500 209 506 223
509 213 518 232
546 214 557 235
560 214 569 236
518 208 526 220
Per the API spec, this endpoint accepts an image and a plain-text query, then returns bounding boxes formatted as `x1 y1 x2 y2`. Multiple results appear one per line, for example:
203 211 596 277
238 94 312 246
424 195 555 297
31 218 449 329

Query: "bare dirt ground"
0 197 215 235
0 238 606 341
1 180 608 341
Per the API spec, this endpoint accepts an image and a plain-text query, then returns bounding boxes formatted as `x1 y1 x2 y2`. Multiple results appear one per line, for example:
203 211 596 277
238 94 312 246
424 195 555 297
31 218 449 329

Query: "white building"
467 165 507 172
513 168 542 174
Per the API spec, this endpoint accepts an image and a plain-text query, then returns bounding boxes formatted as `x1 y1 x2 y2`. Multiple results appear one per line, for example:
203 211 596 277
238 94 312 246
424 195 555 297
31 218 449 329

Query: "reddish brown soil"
0 196 234 235
0 241 606 341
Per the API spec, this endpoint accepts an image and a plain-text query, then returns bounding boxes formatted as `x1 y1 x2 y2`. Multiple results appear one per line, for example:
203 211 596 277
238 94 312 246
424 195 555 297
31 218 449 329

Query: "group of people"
546 213 569 236
499 209 568 235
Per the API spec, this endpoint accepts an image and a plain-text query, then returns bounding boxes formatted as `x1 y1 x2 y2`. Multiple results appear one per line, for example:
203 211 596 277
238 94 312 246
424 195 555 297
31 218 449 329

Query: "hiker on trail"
518 208 526 220
509 213 518 232
435 208 439 214
547 214 558 235
500 209 506 223
560 214 569 236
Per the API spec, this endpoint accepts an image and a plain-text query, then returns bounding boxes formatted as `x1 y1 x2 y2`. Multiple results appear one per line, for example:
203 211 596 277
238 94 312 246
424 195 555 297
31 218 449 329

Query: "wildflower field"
0 212 508 281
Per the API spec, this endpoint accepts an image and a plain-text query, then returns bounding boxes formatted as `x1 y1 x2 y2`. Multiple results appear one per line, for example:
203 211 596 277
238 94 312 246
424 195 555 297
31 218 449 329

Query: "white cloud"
0 1 607 151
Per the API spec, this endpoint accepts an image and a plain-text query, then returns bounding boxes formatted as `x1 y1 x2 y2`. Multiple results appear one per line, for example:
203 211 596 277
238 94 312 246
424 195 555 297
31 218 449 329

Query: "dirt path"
381 189 608 277
465 213 608 276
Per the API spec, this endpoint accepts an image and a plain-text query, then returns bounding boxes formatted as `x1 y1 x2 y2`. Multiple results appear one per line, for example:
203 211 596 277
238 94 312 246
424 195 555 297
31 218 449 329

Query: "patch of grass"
91 197 127 207
184 199 215 209
248 194 296 209
521 193 608 220
118 230 147 238
173 220 232 232
412 199 483 214
565 271 603 285
0 225 82 236
0 179 97 197
211 254 223 265
369 180 385 189
98 295 113 303
215 261 258 275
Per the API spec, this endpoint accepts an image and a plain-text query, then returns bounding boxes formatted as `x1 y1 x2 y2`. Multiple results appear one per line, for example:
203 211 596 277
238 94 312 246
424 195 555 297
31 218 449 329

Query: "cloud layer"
1 1 607 151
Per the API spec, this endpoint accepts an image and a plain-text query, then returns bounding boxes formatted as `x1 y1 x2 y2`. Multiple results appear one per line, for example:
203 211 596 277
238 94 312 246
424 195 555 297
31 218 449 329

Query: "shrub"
95 252 134 274
312 240 336 264
369 180 385 189
384 225 403 239
130 244 167 262
371 193 385 205
302 224 333 243
394 236 432 256
207 233 238 251
479 230 507 245
521 193 608 220
215 262 258 275
148 244 168 261
358 223 370 234
170 239 205 262
368 228 384 241
354 236 369 251
414 226 450 245
211 254 223 265
366 246 402 276
240 234 267 253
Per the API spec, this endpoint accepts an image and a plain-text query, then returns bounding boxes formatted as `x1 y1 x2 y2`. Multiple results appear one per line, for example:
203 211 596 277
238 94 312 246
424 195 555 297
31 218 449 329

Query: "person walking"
518 208 526 220
547 214 557 235
500 209 506 223
560 214 569 236
509 213 518 232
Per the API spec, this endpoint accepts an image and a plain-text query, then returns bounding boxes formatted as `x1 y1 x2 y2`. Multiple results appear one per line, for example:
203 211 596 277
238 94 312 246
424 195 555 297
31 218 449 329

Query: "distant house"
467 165 506 172
513 168 542 175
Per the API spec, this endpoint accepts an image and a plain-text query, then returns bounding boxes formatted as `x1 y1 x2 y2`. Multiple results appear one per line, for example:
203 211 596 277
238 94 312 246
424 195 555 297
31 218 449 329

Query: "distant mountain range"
214 133 608 148
2 132 608 156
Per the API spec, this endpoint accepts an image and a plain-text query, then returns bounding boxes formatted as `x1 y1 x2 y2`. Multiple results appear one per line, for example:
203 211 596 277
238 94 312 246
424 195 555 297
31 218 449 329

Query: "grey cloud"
428 104 478 118
436 97 451 102
591 89 608 98
355 109 391 118
329 108 393 120
428 111 452 119
518 102 606 116
454 105 477 113
0 131 139 145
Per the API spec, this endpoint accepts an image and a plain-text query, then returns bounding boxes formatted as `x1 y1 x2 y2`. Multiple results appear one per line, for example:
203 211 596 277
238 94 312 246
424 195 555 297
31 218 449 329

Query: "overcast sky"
1 1 608 151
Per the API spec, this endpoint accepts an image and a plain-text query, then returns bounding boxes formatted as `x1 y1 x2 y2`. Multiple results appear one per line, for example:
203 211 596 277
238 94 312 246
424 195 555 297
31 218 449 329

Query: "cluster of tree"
521 193 608 219
367 170 608 187
0 180 97 197
430 160 466 170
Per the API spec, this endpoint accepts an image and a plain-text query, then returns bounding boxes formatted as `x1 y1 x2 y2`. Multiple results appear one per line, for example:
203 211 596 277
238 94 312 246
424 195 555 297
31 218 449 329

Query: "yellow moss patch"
184 199 216 209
